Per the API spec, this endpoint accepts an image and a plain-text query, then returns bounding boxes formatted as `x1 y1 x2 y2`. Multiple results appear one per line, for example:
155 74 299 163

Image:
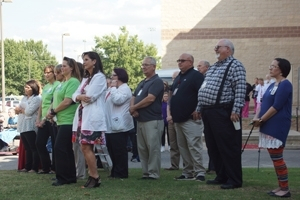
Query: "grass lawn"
0 168 299 200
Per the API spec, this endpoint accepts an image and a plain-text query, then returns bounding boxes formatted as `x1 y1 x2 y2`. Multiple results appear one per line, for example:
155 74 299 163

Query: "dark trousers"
20 131 40 171
202 106 243 186
36 121 56 172
161 124 169 146
127 128 138 158
54 125 76 183
0 139 8 149
106 132 128 178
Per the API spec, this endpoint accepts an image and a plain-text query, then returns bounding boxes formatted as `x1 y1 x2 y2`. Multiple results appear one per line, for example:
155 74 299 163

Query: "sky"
2 0 161 62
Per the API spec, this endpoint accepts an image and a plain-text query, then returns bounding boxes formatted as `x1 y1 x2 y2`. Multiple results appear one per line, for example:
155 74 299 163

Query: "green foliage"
93 26 161 90
0 39 57 95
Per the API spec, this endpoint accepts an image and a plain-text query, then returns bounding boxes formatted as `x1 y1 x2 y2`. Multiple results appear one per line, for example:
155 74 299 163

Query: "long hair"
63 57 82 81
81 51 104 78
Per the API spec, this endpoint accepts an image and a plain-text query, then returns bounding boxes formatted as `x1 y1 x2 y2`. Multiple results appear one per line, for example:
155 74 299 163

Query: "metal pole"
0 1 6 113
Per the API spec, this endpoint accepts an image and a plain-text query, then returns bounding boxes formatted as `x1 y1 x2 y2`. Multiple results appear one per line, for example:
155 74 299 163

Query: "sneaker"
161 146 165 152
174 175 195 180
195 176 205 182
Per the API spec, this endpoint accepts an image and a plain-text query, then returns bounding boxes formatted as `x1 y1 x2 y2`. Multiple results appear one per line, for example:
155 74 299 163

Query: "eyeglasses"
269 65 279 69
44 72 53 75
141 63 154 67
176 59 190 63
214 45 228 50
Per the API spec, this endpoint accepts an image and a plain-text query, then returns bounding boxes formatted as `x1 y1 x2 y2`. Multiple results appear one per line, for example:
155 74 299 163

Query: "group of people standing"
14 39 293 197
16 51 136 188
138 39 292 198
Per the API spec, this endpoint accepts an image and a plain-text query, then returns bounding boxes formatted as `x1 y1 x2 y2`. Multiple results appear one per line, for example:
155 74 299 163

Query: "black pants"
21 131 40 171
127 128 138 158
106 132 128 178
54 125 76 183
202 106 242 186
161 124 169 146
0 139 8 149
36 121 56 172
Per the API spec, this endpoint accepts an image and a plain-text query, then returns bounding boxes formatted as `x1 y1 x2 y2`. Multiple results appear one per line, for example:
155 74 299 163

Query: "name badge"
270 86 278 95
137 89 143 96
173 88 178 96
200 81 206 89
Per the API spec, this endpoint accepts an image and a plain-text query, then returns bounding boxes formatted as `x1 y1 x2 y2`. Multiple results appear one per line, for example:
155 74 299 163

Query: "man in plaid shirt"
197 39 246 189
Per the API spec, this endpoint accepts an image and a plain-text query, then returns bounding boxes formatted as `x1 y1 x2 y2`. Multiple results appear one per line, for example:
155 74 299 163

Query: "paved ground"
1 148 299 171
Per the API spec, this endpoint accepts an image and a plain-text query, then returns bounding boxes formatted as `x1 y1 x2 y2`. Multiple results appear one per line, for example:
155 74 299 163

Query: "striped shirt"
197 56 246 114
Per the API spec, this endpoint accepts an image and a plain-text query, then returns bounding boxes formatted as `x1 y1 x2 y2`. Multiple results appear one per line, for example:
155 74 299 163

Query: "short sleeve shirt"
53 77 80 125
133 74 164 122
41 81 60 119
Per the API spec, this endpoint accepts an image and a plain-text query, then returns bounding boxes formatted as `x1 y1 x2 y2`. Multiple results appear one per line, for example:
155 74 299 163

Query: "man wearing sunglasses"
197 39 246 189
169 53 206 181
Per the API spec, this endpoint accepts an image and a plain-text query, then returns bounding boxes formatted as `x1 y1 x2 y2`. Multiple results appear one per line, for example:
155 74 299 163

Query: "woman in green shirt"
47 57 81 186
36 65 59 174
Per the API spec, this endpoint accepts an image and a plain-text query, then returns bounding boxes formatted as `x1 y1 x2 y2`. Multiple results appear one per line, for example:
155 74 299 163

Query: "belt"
201 103 233 110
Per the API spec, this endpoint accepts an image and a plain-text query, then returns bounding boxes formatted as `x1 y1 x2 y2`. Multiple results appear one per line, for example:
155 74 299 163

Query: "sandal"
81 176 101 188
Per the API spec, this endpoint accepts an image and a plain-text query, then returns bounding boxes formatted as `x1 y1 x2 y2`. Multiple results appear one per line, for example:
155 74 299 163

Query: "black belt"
201 103 233 110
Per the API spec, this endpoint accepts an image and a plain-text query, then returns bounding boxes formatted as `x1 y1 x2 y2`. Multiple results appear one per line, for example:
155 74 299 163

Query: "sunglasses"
176 59 190 63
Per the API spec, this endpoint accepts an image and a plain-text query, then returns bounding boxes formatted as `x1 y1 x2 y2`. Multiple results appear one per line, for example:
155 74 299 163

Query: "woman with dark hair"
47 57 81 186
72 51 107 188
16 79 42 173
253 58 292 198
35 65 60 174
105 67 134 179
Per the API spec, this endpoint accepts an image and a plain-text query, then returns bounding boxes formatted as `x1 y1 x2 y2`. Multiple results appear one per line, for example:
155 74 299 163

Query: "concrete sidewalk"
1 149 299 171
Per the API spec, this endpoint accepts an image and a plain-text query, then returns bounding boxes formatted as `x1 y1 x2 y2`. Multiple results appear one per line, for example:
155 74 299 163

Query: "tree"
93 26 160 90
1 39 57 95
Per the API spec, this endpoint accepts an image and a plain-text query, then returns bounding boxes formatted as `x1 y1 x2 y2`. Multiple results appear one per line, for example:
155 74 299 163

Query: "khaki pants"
168 122 180 169
137 120 164 179
174 119 205 177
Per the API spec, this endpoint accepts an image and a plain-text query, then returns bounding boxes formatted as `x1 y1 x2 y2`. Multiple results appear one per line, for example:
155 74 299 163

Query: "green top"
41 81 60 119
53 77 80 125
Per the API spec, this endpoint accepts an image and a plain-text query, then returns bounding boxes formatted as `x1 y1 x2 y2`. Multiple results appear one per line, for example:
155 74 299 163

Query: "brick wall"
161 0 300 105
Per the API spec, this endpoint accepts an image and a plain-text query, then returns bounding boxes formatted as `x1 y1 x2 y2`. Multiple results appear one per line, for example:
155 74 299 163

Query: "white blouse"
17 95 41 133
105 83 134 134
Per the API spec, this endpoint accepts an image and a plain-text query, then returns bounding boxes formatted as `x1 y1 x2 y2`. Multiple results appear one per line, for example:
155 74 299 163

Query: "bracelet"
50 109 57 116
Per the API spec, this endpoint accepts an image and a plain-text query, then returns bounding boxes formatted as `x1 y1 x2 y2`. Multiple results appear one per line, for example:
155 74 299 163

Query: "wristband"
50 109 57 116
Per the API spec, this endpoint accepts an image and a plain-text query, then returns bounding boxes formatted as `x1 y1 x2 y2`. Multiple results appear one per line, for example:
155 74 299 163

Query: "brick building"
161 0 300 105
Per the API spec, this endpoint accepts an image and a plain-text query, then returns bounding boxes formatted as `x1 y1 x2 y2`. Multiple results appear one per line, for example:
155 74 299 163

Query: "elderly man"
169 53 206 181
197 60 210 75
165 71 181 170
197 39 246 189
130 56 164 180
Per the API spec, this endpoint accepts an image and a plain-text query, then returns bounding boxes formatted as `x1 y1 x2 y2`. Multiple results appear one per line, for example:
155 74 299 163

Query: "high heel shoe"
81 176 101 188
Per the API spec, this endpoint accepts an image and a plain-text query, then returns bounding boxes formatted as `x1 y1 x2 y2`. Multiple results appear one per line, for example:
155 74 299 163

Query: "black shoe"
81 176 101 188
164 167 179 170
220 184 241 189
269 191 291 198
52 180 66 186
206 179 224 185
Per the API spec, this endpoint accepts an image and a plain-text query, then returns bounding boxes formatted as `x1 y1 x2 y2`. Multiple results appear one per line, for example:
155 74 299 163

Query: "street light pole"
61 33 70 61
0 0 12 113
